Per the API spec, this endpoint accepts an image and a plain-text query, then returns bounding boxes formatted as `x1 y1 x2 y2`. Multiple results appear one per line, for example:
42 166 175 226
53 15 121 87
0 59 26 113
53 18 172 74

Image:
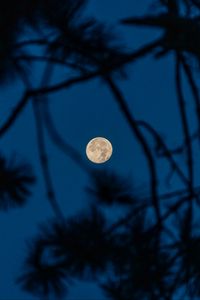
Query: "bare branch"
43 102 90 173
175 54 194 193
180 54 200 141
137 120 189 186
32 100 65 220
0 93 29 137
105 76 161 224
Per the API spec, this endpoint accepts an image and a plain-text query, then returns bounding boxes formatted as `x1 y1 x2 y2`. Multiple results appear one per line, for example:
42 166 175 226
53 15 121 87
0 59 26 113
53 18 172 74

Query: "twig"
159 130 199 156
106 192 190 236
137 120 189 186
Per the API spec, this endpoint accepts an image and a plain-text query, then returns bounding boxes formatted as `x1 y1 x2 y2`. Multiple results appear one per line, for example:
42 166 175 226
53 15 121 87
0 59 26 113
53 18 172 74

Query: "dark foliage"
0 155 35 210
46 20 126 74
122 14 200 61
16 239 68 299
40 207 114 276
86 170 144 206
17 206 116 298
2 0 200 299
173 209 200 297
101 213 173 300
0 0 126 83
18 204 174 299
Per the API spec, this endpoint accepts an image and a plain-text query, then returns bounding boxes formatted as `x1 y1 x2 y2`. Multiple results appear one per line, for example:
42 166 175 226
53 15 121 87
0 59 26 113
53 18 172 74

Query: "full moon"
86 137 113 164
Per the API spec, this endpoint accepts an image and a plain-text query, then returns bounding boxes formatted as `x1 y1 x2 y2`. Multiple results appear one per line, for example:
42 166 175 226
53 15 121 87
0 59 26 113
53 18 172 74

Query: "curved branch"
32 100 65 220
105 77 161 224
179 54 200 141
13 61 65 221
43 102 90 173
175 54 194 192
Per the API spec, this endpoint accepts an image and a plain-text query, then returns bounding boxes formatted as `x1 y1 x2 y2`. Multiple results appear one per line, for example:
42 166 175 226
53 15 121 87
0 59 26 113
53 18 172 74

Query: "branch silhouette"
1 1 200 299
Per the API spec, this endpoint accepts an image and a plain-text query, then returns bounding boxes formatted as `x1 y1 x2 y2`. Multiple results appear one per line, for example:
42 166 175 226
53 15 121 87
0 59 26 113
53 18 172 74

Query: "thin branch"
0 38 162 138
175 54 194 193
175 53 194 243
34 61 66 221
180 54 200 141
32 100 65 220
0 71 94 139
154 185 200 201
43 101 90 173
105 76 161 224
18 37 160 92
106 179 200 236
14 55 87 72
13 61 65 220
0 92 29 137
137 120 189 186
159 130 199 156
106 192 190 236
14 36 162 66
27 38 162 96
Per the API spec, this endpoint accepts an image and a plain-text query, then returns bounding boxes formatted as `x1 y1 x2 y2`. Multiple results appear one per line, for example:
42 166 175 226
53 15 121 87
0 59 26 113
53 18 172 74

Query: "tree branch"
43 101 90 173
0 93 29 137
175 54 194 193
13 61 65 221
137 120 189 186
0 38 162 138
105 76 161 224
180 54 200 142
32 99 65 220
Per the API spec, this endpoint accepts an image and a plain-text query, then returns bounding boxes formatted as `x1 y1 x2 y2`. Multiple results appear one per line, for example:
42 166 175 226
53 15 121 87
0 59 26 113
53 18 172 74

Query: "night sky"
0 1 194 299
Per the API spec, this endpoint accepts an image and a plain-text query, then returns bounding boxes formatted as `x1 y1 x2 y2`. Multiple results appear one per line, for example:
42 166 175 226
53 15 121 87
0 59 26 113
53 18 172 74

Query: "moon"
86 137 113 164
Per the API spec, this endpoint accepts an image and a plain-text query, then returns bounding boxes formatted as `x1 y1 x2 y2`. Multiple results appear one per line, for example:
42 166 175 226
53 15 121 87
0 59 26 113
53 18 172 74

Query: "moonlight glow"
86 137 113 164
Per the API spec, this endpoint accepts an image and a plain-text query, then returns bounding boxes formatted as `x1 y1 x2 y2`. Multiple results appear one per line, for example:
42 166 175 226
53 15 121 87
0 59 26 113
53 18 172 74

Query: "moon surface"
86 137 113 164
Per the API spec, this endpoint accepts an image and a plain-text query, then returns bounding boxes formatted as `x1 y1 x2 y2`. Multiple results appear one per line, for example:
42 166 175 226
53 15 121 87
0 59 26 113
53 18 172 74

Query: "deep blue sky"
0 0 195 299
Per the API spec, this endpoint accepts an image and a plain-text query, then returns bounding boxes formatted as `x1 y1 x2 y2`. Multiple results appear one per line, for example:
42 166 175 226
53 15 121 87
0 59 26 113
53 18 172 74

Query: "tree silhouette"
1 0 200 299
0 154 35 210
16 238 68 299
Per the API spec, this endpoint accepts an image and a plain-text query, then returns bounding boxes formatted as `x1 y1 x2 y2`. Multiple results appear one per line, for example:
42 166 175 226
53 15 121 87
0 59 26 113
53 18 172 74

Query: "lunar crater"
86 137 113 164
